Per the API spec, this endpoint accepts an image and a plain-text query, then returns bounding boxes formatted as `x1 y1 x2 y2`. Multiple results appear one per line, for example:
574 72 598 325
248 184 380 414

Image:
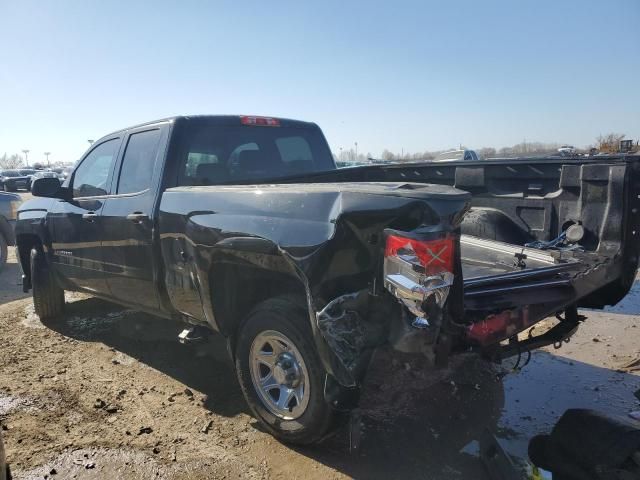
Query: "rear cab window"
174 117 335 186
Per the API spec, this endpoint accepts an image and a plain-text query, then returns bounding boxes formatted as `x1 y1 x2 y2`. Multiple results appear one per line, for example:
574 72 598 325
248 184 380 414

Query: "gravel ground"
1 194 639 479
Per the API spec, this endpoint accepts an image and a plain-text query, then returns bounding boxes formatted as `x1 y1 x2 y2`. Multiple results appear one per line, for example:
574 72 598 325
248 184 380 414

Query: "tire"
30 247 64 321
235 297 337 444
461 208 532 245
0 234 7 272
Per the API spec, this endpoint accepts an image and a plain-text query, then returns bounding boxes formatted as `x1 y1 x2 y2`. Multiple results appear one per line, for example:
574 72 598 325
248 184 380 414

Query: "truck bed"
460 234 588 309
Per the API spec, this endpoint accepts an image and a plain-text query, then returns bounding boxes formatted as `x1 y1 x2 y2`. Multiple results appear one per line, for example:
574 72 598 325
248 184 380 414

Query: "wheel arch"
208 261 308 352
15 233 43 290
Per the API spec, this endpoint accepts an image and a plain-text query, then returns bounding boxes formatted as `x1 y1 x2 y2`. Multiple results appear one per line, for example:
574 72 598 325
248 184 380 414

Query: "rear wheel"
0 233 7 272
235 297 336 444
30 247 64 321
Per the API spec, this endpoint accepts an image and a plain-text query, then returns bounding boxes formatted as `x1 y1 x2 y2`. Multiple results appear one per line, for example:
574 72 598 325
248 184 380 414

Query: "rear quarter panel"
158 183 470 386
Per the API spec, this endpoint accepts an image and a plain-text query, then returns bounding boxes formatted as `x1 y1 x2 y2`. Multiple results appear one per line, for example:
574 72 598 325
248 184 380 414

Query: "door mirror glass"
31 177 62 198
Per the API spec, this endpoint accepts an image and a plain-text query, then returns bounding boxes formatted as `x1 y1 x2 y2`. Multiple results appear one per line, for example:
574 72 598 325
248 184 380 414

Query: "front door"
101 127 165 311
49 138 121 293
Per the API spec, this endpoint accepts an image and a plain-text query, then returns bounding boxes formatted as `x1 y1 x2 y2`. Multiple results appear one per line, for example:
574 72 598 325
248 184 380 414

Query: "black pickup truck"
15 115 640 444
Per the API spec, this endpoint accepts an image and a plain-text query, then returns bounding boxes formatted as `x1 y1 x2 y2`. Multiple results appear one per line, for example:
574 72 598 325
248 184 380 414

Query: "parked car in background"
31 170 61 184
0 191 20 270
557 145 576 156
433 149 479 162
0 170 30 192
19 169 37 190
51 167 68 181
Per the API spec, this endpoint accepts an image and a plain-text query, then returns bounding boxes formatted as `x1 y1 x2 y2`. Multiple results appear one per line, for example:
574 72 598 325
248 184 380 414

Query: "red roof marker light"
240 116 280 127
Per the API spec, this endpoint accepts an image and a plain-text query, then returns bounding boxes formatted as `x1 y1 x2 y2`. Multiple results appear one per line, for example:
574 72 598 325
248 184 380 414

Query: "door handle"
82 211 97 222
126 212 149 223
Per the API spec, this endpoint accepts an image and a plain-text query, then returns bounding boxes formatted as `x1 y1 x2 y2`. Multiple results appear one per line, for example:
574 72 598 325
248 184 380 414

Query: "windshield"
176 120 335 186
0 171 19 177
434 151 464 161
19 169 36 175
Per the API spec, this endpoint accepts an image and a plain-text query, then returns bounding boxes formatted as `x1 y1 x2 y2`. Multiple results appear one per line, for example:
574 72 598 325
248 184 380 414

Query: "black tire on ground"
30 247 64 321
0 233 7 272
235 297 338 445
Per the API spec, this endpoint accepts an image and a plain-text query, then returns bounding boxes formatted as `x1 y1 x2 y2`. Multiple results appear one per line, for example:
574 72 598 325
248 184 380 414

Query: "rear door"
100 125 167 311
49 137 121 293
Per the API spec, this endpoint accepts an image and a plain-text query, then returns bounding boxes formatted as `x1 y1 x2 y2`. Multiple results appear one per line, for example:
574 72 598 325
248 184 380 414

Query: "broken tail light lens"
383 233 456 326
385 234 454 275
240 115 280 127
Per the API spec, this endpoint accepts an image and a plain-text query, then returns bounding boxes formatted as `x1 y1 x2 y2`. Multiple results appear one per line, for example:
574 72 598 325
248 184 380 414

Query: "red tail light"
385 234 454 275
240 115 280 127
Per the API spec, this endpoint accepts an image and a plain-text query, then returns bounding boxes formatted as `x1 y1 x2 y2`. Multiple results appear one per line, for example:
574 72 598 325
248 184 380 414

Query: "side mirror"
31 177 63 198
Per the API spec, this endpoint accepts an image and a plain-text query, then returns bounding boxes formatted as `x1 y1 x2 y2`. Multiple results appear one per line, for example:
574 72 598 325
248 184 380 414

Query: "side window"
275 136 313 163
117 129 162 194
72 139 119 198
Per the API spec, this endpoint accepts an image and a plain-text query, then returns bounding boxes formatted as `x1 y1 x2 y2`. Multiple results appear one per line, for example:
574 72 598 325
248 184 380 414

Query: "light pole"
44 152 51 167
355 142 358 161
22 149 30 167
87 139 94 145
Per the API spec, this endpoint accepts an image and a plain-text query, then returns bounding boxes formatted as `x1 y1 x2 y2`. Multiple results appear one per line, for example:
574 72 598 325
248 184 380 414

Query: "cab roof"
102 115 318 138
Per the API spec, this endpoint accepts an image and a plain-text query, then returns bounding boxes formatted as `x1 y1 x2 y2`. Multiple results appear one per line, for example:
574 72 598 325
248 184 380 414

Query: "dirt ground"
1 230 639 479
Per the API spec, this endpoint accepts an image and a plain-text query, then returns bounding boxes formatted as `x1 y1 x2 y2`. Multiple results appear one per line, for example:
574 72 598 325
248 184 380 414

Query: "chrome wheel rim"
249 330 310 420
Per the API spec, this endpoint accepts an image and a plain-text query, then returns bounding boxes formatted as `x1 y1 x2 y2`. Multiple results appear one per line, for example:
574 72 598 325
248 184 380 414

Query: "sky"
0 0 639 164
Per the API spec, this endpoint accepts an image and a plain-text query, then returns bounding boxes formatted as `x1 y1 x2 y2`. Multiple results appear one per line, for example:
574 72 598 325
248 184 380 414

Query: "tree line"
0 153 25 169
334 132 635 163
